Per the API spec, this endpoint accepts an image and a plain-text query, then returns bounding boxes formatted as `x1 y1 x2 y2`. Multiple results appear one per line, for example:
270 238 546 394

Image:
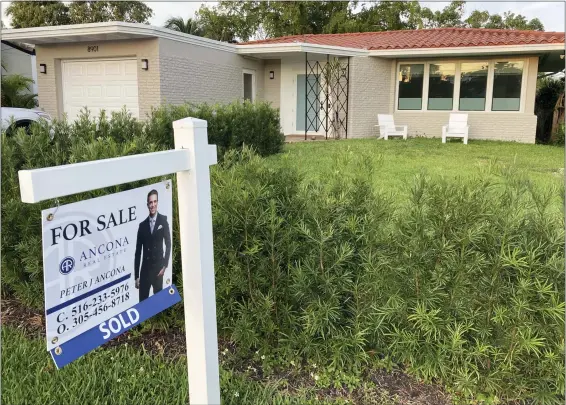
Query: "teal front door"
296 74 320 132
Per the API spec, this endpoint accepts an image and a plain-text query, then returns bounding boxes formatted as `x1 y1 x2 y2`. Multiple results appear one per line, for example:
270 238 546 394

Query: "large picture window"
398 64 424 110
396 59 525 112
492 61 524 111
459 62 488 111
428 63 455 110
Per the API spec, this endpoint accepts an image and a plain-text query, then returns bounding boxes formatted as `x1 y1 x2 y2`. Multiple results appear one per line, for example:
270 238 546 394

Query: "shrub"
143 101 285 158
535 77 565 144
1 110 165 306
1 73 38 108
550 122 565 146
209 152 564 404
1 112 563 404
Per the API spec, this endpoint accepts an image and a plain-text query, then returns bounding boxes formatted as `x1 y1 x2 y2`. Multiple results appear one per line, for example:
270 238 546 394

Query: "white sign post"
19 118 221 405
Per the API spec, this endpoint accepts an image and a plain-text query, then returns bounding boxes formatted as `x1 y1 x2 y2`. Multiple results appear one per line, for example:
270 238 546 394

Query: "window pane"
459 62 488 111
492 61 523 111
428 63 455 110
398 64 424 110
244 73 253 101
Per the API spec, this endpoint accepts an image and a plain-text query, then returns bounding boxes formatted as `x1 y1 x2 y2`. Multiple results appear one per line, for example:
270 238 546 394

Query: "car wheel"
5 120 34 136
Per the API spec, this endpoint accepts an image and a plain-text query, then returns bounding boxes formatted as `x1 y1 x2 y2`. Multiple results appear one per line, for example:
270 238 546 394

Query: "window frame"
397 63 426 110
427 62 457 111
491 60 526 112
394 57 528 113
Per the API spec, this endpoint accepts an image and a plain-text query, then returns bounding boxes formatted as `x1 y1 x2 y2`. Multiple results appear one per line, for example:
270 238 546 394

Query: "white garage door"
62 59 139 122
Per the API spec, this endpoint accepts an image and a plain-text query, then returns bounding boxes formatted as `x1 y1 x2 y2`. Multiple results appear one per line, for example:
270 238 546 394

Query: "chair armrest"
395 125 408 131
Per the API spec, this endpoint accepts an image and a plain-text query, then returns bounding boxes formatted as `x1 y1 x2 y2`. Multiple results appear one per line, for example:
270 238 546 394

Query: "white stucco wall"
1 42 37 94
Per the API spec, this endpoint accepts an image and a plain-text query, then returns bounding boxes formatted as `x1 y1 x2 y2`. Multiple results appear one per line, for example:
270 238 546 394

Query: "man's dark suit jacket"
134 213 172 281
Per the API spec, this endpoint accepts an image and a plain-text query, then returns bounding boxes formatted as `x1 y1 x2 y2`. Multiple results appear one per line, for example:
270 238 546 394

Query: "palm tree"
1 74 38 108
164 17 204 36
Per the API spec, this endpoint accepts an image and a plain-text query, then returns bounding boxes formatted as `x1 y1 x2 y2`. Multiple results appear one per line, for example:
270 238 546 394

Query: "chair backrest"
378 114 395 128
449 113 468 128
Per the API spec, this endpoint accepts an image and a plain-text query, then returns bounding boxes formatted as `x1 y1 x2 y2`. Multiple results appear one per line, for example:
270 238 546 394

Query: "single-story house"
1 40 38 94
1 22 564 143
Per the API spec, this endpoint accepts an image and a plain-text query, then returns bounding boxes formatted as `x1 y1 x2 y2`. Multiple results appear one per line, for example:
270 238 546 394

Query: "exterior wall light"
141 59 149 70
39 63 47 74
269 71 274 79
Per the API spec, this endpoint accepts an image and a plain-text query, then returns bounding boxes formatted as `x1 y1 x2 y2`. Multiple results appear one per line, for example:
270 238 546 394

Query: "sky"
1 1 565 32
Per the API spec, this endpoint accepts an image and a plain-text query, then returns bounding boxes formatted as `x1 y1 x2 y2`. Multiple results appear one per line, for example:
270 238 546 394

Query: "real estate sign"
42 180 181 368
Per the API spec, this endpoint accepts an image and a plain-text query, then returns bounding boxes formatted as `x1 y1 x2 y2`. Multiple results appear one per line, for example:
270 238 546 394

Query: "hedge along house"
2 22 564 143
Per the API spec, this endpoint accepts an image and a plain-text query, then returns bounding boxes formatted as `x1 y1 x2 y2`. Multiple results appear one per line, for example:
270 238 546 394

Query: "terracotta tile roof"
240 28 565 50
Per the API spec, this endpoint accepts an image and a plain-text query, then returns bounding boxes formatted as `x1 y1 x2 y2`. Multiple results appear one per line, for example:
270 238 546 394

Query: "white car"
1 107 53 135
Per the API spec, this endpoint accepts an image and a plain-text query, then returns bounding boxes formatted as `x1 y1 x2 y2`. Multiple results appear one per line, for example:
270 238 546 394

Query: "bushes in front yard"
210 149 564 404
1 100 284 305
143 101 284 157
551 122 565 146
1 113 563 404
535 76 564 144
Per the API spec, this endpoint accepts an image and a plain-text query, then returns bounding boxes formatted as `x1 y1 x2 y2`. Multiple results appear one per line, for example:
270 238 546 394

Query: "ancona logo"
59 256 75 275
79 237 130 261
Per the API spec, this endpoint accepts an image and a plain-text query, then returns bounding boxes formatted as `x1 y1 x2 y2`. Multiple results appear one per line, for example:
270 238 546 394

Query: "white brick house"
2 22 564 143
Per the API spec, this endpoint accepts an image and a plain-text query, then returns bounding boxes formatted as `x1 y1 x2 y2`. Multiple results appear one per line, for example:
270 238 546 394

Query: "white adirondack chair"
442 113 469 144
376 114 408 140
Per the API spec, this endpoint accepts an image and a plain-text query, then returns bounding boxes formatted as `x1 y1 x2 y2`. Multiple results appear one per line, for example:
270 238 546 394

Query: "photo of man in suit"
134 189 172 302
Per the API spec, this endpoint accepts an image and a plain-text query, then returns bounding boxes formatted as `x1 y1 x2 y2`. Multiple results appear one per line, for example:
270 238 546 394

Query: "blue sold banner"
42 180 179 368
50 286 180 369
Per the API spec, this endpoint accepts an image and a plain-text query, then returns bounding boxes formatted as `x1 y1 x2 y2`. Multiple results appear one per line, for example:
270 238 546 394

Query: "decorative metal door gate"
304 53 350 140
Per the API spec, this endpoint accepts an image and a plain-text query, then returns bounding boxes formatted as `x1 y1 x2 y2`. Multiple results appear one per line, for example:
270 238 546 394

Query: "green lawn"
2 327 403 405
269 138 564 195
0 327 340 405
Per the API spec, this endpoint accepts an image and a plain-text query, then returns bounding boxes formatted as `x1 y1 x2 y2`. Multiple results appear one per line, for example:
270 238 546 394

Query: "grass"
269 138 564 196
2 327 401 405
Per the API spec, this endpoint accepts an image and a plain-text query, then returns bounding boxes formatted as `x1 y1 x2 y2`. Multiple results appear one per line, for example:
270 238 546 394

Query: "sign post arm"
173 118 220 405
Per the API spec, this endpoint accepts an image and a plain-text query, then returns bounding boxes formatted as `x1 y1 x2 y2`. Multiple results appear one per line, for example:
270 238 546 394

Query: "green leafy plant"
143 100 285 158
1 74 38 108
550 122 565 146
1 109 563 404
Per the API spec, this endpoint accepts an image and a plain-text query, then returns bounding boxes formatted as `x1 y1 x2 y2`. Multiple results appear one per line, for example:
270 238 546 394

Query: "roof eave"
369 43 566 57
236 42 369 57
0 21 237 53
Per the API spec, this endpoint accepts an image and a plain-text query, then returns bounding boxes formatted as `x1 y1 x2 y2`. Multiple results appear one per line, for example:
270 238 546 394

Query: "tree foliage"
535 77 565 144
164 17 203 36
187 1 545 42
6 1 70 28
5 1 152 28
68 2 153 24
465 10 544 30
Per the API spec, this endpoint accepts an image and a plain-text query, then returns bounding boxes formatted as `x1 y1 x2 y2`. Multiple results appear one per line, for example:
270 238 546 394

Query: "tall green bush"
1 110 563 404
209 152 564 404
535 77 565 144
143 101 285 157
550 122 565 146
0 73 38 108
1 99 284 305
